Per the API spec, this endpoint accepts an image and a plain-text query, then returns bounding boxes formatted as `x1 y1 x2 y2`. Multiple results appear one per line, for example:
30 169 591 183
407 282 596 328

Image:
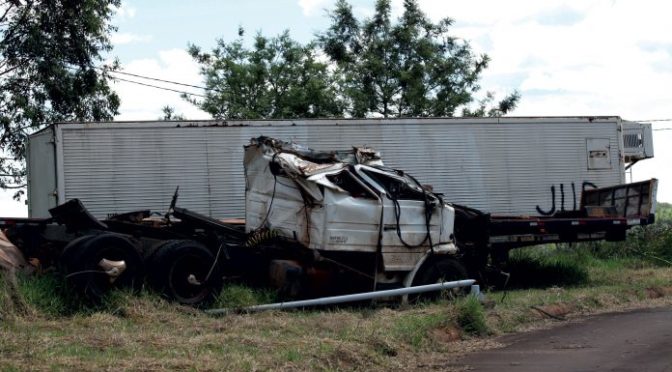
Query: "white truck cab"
244 137 458 286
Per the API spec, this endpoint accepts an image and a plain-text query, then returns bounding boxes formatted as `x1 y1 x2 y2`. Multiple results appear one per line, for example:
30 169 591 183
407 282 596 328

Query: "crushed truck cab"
244 137 458 284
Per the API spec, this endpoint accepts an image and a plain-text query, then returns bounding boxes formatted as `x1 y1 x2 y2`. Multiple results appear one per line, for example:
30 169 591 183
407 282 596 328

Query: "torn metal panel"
244 137 457 272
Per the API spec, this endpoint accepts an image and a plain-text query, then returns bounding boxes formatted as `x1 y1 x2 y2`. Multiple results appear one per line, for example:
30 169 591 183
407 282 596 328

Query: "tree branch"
0 2 15 25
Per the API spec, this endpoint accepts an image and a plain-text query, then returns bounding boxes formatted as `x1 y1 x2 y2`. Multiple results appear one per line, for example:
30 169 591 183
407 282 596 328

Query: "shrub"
455 296 488 336
585 203 672 264
505 248 590 289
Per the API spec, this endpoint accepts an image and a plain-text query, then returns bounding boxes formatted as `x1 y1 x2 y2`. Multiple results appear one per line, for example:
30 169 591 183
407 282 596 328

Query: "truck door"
321 169 382 251
356 167 443 271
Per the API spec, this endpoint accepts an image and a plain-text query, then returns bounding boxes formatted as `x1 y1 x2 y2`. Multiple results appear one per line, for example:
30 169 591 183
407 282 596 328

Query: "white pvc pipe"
206 279 475 315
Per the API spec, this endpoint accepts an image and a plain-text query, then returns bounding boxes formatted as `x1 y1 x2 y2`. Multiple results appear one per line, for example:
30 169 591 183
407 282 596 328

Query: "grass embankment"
2 246 671 371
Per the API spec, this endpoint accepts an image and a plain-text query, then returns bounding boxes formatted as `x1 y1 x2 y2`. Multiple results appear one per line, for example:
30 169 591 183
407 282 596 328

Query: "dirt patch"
430 325 462 343
644 286 672 299
325 345 367 369
645 287 665 299
531 302 575 319
368 337 398 357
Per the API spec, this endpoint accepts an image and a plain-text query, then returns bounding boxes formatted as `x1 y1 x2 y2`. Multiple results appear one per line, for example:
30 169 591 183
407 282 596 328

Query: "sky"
1 0 670 216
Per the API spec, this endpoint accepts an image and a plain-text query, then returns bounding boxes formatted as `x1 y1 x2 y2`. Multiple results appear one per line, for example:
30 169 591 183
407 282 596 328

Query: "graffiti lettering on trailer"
536 181 597 216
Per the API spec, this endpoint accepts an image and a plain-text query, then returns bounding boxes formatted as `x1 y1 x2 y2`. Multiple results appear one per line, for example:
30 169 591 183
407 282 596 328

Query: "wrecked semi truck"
2 117 659 304
1 133 658 306
25 116 657 252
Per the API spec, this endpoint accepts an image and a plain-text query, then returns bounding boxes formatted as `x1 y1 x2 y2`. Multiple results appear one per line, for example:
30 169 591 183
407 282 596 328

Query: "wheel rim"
168 253 211 304
86 246 131 295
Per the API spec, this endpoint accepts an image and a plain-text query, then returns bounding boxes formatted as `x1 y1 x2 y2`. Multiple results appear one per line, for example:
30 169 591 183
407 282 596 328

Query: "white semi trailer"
27 116 653 220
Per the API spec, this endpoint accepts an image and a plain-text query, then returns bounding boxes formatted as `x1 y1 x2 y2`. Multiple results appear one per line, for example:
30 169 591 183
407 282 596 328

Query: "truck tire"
60 233 144 303
59 234 96 273
146 240 222 307
412 257 469 302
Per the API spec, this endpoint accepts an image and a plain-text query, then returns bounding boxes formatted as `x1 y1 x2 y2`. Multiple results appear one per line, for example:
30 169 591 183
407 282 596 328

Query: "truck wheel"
60 233 144 303
59 234 96 273
147 240 222 307
412 257 469 302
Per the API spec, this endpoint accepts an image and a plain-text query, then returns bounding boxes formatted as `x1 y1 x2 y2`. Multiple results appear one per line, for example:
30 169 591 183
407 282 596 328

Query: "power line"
653 128 672 131
111 76 207 98
106 69 217 92
633 118 672 123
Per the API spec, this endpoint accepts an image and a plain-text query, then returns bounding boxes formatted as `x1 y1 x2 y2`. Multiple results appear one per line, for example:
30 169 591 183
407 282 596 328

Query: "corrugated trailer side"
28 117 629 219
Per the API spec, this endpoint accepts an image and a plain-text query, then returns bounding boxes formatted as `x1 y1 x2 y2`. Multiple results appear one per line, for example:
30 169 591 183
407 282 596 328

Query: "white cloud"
111 32 153 45
0 189 26 217
112 49 210 121
298 0 329 16
115 2 137 19
353 6 375 19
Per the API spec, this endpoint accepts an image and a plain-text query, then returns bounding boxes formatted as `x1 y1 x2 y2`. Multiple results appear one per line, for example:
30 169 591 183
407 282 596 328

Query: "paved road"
458 307 672 372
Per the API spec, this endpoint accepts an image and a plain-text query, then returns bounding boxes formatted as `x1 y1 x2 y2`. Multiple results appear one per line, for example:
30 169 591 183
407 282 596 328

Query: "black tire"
59 234 96 273
60 233 144 303
146 240 222 306
412 257 469 302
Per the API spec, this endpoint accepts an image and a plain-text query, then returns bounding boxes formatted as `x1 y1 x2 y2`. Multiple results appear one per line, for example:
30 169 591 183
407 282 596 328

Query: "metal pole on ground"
206 279 476 315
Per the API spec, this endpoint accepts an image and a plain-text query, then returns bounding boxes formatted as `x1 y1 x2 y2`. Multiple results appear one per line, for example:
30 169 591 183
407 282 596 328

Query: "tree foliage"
188 0 519 120
0 0 121 194
159 105 186 121
186 28 343 119
319 0 518 118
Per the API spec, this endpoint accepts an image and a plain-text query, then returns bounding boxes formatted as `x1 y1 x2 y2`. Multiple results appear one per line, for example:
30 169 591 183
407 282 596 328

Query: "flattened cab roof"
245 136 383 177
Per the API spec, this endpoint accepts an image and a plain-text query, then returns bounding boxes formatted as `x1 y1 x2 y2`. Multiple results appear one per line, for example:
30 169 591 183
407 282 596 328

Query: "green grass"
656 202 672 222
583 202 672 263
214 284 278 309
505 247 590 289
455 296 489 336
391 306 448 349
14 272 81 317
1 243 672 370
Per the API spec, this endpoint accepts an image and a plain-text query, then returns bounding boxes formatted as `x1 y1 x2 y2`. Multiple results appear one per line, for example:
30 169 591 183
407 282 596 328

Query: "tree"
186 28 344 120
187 0 518 120
319 0 519 118
159 105 186 121
0 0 121 196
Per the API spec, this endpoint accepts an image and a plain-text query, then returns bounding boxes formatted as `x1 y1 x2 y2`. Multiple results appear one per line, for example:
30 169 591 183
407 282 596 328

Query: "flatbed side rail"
581 178 658 221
